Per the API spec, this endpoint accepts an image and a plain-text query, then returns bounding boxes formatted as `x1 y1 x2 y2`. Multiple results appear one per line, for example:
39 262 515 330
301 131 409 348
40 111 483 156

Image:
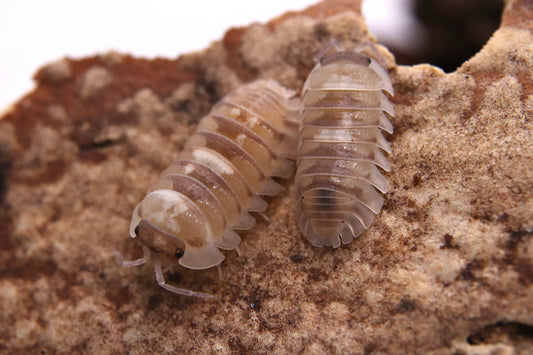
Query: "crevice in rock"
466 321 533 345
79 138 122 151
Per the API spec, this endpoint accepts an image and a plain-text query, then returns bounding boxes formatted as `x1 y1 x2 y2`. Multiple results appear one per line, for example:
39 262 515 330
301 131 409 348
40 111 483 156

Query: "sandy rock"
0 0 531 353
79 66 113 100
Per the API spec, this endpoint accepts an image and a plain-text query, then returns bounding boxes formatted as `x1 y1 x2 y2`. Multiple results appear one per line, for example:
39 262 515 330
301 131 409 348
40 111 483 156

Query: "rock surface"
0 0 532 353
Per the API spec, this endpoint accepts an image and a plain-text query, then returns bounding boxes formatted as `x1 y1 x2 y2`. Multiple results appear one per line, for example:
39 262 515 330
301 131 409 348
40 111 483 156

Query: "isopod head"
129 189 225 270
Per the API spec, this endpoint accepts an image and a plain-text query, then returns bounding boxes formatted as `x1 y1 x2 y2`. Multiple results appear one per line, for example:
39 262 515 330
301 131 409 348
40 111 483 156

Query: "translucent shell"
295 40 394 248
129 80 296 271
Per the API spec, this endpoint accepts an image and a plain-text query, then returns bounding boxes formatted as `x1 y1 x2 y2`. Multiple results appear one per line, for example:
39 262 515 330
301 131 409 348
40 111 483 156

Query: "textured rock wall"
0 0 531 353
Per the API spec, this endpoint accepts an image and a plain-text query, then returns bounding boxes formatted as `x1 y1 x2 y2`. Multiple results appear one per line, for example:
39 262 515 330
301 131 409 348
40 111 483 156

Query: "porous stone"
79 66 113 99
0 0 531 353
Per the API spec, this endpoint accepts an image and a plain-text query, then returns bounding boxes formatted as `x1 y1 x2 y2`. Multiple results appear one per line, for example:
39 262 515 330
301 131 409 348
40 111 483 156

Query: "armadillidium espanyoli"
116 80 297 297
294 39 394 248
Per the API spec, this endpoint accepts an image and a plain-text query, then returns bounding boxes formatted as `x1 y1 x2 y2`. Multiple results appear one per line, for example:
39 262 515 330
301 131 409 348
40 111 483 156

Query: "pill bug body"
294 39 394 248
119 80 296 297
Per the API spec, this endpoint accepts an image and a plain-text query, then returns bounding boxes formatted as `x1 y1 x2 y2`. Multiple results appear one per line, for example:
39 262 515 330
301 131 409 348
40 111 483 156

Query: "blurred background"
0 0 503 112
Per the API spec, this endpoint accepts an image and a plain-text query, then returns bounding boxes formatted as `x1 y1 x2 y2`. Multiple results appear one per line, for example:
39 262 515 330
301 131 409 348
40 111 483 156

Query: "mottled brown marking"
15 161 67 186
517 72 533 103
0 211 13 252
459 70 504 122
105 287 133 309
0 257 58 281
440 233 458 250
412 172 422 186
290 254 305 263
391 297 418 315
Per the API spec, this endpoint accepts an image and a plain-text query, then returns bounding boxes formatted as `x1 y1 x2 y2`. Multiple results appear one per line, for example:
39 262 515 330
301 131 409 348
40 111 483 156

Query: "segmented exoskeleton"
294 39 394 248
116 80 297 297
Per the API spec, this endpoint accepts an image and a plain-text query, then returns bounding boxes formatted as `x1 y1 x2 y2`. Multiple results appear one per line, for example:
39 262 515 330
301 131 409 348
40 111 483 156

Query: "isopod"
294 39 394 248
116 80 297 297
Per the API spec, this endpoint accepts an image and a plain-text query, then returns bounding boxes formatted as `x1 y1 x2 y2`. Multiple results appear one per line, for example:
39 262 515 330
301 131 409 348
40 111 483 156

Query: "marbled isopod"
294 39 394 248
117 80 297 297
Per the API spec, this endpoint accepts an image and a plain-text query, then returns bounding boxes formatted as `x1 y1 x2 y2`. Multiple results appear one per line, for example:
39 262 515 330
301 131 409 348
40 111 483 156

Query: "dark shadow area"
467 321 533 347
0 149 11 204
380 0 504 72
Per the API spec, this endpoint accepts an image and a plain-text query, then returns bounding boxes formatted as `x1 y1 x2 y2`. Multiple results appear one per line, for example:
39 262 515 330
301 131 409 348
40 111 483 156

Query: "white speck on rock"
79 66 112 99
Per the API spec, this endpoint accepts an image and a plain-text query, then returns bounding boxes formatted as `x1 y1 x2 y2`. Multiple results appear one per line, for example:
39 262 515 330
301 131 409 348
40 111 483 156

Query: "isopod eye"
175 249 185 259
134 225 140 236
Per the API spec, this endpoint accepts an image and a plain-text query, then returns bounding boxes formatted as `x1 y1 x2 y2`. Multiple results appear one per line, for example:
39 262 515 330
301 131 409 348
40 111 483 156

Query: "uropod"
294 39 394 248
116 80 297 297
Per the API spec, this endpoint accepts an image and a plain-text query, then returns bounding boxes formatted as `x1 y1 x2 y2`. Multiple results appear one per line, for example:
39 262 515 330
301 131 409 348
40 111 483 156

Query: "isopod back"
117 80 297 297
294 39 394 248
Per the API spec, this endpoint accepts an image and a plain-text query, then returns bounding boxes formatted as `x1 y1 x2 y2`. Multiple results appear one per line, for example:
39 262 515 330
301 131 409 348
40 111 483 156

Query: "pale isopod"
294 39 394 248
116 80 297 297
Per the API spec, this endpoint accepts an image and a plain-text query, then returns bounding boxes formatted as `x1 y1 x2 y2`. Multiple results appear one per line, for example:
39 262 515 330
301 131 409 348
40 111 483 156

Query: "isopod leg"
255 211 270 222
217 264 224 280
154 262 214 298
313 38 346 63
114 246 150 268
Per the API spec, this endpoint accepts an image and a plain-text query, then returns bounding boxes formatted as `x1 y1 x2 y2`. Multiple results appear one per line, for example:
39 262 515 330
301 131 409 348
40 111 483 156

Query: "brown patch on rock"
222 27 258 81
391 297 418 315
268 0 361 28
440 233 459 250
